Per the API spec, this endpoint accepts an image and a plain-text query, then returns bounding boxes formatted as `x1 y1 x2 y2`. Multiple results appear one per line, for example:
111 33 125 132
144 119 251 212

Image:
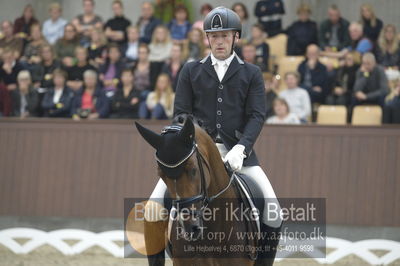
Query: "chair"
317 105 347 125
277 56 304 92
266 34 288 67
351 105 383 125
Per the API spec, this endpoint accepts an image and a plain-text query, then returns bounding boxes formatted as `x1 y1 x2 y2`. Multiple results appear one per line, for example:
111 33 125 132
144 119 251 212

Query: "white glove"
223 144 246 171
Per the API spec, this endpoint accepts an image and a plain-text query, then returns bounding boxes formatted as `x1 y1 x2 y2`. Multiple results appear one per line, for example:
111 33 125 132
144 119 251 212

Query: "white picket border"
0 228 399 265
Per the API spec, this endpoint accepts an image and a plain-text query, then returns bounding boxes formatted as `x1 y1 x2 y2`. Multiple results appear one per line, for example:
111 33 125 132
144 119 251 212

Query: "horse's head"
135 117 213 241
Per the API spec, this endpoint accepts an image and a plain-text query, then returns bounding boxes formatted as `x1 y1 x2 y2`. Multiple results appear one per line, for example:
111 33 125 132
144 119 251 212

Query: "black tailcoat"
174 54 266 166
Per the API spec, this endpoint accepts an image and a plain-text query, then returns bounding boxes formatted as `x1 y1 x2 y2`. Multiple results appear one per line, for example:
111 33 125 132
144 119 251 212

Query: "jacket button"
219 84 223 90
217 98 222 102
216 123 221 128
217 110 222 115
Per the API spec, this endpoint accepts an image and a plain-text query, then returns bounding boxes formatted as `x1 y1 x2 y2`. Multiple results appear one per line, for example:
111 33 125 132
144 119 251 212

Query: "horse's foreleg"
144 220 168 266
254 223 282 266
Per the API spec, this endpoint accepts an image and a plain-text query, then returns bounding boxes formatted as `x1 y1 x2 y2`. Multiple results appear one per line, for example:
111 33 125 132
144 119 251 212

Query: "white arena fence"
0 228 399 265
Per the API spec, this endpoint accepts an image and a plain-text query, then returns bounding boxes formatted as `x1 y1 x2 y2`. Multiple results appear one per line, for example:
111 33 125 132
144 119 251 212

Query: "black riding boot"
147 250 165 266
255 223 282 266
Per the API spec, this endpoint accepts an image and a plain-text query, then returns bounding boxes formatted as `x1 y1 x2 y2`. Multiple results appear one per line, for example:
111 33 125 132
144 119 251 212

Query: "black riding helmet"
203 6 242 38
204 6 242 56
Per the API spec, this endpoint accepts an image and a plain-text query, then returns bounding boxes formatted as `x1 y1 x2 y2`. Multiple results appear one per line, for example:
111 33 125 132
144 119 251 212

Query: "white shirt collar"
210 52 236 67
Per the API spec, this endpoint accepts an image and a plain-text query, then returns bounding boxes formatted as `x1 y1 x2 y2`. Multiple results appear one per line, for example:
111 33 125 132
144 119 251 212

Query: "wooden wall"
0 118 399 227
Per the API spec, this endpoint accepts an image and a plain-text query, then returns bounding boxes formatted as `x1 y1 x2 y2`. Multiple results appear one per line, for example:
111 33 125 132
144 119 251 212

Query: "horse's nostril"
192 225 200 232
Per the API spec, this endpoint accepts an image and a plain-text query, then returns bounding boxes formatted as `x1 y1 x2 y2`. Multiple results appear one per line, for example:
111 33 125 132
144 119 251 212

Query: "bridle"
155 126 235 216
157 125 258 260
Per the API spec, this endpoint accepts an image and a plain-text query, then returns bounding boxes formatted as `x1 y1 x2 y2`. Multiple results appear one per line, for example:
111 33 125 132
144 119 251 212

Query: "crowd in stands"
0 0 399 124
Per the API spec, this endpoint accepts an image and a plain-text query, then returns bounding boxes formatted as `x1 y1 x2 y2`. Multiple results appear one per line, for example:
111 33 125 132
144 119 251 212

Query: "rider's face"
207 30 238 60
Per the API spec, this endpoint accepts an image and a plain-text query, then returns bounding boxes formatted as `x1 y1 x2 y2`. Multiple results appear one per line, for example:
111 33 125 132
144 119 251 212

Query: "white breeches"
147 143 282 228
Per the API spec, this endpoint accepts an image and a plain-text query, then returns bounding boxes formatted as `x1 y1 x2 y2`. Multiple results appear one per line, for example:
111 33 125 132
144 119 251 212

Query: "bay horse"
135 116 279 266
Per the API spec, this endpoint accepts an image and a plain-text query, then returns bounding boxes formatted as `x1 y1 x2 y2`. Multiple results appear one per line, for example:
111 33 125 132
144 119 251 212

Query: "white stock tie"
216 61 227 82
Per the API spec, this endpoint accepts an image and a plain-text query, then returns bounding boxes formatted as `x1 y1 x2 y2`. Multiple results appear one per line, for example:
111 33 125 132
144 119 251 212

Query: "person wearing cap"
146 6 282 265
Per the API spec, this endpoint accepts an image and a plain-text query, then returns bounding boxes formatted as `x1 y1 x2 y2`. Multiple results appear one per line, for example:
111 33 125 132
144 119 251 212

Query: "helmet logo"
211 14 223 30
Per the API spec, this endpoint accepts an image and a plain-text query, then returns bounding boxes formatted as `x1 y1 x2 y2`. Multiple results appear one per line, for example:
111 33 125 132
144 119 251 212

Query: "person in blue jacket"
286 3 318 56
254 0 285 37
297 44 330 104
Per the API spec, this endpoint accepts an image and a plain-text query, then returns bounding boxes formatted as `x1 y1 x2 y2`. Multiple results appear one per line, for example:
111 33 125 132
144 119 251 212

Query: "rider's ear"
135 122 163 150
179 117 195 143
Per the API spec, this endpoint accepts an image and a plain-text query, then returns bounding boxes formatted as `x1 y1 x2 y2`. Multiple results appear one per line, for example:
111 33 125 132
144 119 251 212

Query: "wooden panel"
0 119 399 227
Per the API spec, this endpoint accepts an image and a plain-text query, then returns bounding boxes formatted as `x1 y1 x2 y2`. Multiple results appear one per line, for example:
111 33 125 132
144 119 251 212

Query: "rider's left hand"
223 144 246 171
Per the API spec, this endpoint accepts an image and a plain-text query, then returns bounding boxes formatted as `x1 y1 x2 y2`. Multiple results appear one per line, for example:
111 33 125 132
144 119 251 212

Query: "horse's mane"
172 114 212 135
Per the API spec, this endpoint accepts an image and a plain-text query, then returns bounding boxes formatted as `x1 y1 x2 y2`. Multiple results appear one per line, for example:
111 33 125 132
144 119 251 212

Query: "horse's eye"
190 168 197 177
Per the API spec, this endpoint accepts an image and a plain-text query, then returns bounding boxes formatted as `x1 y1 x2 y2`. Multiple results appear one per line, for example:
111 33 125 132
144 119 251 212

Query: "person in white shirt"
42 3 68 45
148 25 173 62
279 71 312 122
123 26 140 62
266 98 301 124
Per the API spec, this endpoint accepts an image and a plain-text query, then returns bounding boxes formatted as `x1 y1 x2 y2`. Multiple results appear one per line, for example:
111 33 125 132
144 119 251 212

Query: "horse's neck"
207 145 237 198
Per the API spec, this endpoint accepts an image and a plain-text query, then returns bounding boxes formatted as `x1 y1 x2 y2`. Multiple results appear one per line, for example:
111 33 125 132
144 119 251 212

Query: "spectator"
54 24 80 68
38 44 61 89
168 4 191 43
298 44 330 104
42 2 68 45
110 68 141 119
321 22 373 59
232 3 251 42
72 69 109 119
376 24 400 69
66 46 97 92
286 3 318 56
21 24 49 87
353 52 389 106
121 26 140 65
104 0 131 45
21 24 48 65
133 44 161 97
87 28 107 68
99 43 125 98
41 68 74 117
0 21 24 58
154 0 194 24
266 98 301 124
279 71 312 122
192 3 212 46
13 4 39 38
192 4 212 30
250 24 270 71
161 43 184 91
383 79 400 123
10 70 40 117
360 3 383 43
182 27 205 61
139 73 175 119
136 2 161 44
263 72 278 119
242 43 266 72
149 25 173 62
348 22 373 55
326 52 360 106
72 0 103 47
319 5 350 52
0 48 24 92
254 0 285 37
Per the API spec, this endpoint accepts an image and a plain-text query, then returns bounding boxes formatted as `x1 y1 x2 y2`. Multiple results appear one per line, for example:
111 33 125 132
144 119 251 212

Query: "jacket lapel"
200 55 220 83
221 55 244 83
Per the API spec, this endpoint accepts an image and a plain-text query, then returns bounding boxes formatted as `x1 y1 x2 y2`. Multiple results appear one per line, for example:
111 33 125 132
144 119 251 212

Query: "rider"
146 5 282 262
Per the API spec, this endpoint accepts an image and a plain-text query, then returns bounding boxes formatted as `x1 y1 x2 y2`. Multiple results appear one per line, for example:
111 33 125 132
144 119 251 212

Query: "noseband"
156 125 235 213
